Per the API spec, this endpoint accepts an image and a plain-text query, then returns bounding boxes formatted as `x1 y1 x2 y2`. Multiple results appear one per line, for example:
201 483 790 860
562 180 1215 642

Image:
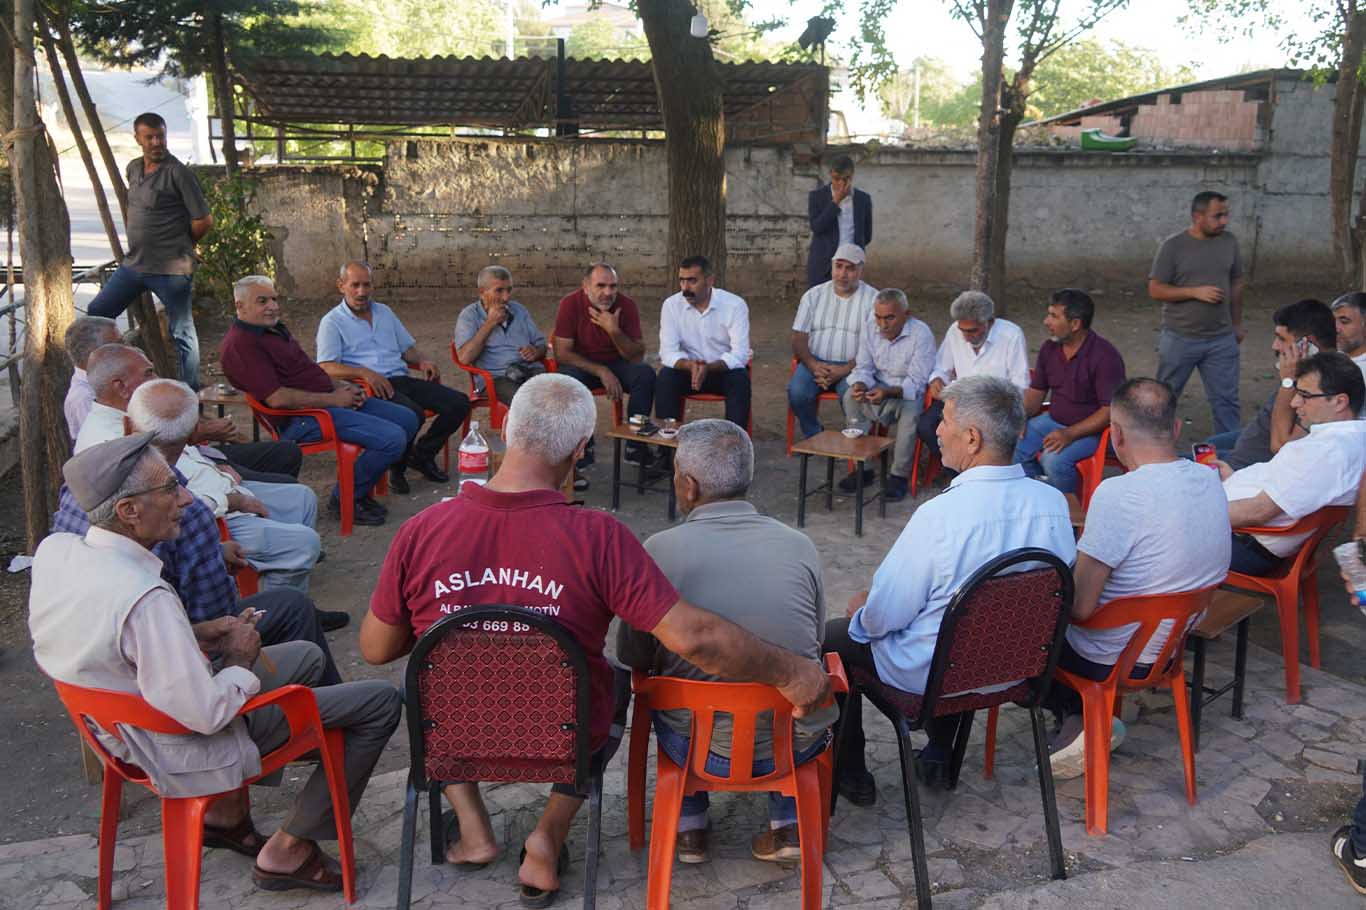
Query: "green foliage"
565 18 650 61
1028 39 1198 117
879 57 980 128
191 172 275 305
1184 0 1355 80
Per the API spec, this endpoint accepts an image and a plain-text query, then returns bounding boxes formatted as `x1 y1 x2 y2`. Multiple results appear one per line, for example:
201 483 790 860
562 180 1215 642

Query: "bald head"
87 344 156 409
127 378 199 447
337 260 374 313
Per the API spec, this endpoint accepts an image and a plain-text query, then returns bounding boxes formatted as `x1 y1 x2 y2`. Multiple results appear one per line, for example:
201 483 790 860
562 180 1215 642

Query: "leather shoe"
317 609 350 632
837 768 877 807
676 828 708 864
913 749 952 790
388 467 410 495
359 495 388 516
883 475 909 503
837 468 876 493
328 496 384 527
408 455 449 483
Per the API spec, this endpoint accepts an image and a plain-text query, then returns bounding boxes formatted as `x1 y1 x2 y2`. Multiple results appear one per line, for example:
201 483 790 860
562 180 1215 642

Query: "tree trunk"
637 0 727 283
13 0 76 551
986 71 1029 311
0 0 12 132
1331 6 1366 289
55 16 125 219
970 0 1014 295
208 12 239 176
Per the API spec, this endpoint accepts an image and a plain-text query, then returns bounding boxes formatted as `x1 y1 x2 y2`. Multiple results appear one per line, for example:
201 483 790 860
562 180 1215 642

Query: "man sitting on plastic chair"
825 376 1077 805
360 374 832 908
1044 378 1231 779
30 435 401 893
616 419 838 866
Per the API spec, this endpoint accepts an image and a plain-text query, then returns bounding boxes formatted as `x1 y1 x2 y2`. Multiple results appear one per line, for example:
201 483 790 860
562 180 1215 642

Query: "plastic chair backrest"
1237 506 1350 577
52 680 197 785
404 606 591 792
1070 587 1217 686
920 548 1074 719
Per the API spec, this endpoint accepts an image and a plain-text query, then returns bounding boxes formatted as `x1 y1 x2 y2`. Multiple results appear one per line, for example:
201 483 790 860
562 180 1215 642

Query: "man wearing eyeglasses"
1216 351 1366 576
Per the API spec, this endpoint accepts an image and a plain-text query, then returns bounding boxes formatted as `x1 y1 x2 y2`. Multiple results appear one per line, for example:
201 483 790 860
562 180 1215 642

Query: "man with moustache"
655 255 752 432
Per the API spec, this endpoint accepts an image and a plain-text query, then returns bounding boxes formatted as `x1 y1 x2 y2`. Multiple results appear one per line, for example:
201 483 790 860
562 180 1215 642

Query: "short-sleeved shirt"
1149 230 1243 338
1222 419 1366 556
369 484 678 746
1070 460 1231 667
316 301 416 378
1029 331 1126 427
552 289 643 364
454 301 547 380
791 281 879 363
123 154 210 276
220 320 333 403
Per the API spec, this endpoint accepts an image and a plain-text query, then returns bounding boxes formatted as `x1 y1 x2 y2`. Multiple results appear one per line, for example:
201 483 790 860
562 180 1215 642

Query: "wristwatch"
1280 377 1295 389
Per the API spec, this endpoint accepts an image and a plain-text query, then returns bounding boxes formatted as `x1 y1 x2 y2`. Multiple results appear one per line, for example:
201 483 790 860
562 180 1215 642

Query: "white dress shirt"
73 401 128 453
177 446 249 517
930 318 1031 389
848 463 1077 694
64 368 95 441
836 192 855 246
1223 418 1366 556
659 288 752 371
849 316 936 401
791 281 879 363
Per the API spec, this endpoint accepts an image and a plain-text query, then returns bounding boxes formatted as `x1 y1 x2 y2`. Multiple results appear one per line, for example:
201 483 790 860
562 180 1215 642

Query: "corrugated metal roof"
236 52 826 130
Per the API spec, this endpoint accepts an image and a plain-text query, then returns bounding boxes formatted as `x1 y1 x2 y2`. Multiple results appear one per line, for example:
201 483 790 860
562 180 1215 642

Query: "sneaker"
883 475 909 503
676 828 708 864
388 467 410 495
1332 825 1366 895
836 768 877 807
1049 716 1126 781
573 471 590 492
751 824 801 863
836 468 876 493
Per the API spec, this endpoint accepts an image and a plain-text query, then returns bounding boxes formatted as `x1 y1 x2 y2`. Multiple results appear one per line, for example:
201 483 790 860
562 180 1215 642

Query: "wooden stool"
1188 590 1263 751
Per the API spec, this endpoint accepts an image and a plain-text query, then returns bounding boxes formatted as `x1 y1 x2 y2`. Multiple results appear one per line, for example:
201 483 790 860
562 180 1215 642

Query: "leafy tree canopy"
1028 38 1197 118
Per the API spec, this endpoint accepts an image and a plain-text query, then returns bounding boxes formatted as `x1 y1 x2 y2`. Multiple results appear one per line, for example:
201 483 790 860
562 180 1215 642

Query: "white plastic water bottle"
457 421 490 490
1333 539 1366 614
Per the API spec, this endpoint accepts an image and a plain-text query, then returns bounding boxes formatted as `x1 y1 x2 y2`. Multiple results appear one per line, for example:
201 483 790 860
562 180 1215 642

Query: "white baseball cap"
832 243 866 265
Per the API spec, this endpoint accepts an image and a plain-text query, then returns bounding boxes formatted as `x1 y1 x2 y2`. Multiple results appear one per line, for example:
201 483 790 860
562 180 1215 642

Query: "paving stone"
933 794 1022 849
1304 748 1359 774
1306 765 1360 786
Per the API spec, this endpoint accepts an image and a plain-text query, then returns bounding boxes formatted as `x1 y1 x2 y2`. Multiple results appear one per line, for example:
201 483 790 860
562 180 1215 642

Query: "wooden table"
608 422 680 519
791 431 894 537
198 384 259 441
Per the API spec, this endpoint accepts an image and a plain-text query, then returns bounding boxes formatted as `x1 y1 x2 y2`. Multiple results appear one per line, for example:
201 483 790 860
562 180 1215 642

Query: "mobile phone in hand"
1191 443 1217 467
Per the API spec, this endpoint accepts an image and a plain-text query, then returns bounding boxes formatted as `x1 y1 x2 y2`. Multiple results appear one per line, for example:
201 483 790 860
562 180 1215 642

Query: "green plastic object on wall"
1080 128 1137 151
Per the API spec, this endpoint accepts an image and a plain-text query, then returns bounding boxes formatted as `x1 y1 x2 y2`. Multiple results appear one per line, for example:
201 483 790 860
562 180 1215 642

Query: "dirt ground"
0 278 1361 845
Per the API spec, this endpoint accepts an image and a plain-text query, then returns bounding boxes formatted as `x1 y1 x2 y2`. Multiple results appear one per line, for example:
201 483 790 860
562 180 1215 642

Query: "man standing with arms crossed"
88 112 213 388
1148 190 1245 435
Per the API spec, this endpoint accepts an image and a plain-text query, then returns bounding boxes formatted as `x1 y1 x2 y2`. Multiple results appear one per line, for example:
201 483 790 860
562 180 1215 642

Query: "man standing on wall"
807 155 872 289
1148 190 1245 435
88 112 214 389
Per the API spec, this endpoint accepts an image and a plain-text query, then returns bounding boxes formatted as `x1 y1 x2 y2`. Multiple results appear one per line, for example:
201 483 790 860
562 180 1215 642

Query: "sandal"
252 841 343 893
440 809 493 868
203 815 265 858
518 844 570 909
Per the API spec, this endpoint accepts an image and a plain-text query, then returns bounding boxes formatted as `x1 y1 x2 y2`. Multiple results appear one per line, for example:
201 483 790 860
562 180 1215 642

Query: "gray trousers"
225 481 321 594
1157 328 1241 435
841 387 923 478
246 642 402 842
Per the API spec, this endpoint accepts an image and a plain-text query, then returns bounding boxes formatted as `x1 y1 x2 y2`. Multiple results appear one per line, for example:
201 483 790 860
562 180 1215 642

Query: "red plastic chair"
242 393 368 537
984 586 1216 836
1224 506 1350 704
352 376 451 474
545 343 626 426
785 357 842 455
676 363 754 436
626 653 848 910
396 606 623 910
450 341 508 434
908 388 940 495
215 517 259 597
1075 426 1124 510
51 679 356 909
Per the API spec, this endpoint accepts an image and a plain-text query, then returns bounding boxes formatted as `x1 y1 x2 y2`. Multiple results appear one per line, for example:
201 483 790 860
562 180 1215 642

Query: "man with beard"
655 256 752 432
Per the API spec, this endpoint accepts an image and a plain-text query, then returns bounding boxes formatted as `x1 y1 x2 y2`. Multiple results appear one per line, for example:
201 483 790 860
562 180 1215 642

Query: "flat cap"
832 243 866 265
63 432 157 512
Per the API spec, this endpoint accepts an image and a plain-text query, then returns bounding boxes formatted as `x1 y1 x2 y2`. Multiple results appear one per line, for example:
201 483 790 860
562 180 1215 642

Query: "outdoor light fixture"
690 13 709 38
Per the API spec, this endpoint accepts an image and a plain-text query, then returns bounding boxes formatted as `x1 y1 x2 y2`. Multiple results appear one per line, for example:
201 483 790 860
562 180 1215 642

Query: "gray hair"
338 260 372 281
477 265 512 289
87 447 169 529
675 418 753 501
504 373 596 465
127 379 199 444
233 274 275 304
941 375 1025 457
875 288 908 310
949 291 995 323
65 316 119 369
87 343 149 399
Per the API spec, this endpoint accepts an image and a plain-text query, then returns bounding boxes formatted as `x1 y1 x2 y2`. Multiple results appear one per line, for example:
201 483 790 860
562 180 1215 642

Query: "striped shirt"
791 280 878 363
850 316 937 400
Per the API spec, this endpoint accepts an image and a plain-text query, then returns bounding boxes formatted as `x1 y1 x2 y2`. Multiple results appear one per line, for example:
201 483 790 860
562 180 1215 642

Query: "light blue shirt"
849 315 936 401
454 300 547 378
849 463 1077 694
315 300 415 378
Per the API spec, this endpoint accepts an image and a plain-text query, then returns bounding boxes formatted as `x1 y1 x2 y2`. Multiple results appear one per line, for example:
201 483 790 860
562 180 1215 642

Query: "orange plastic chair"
1075 426 1124 510
785 357 842 455
241 393 368 537
1224 505 1350 704
984 587 1216 836
215 517 260 597
450 341 509 433
626 653 848 910
50 679 356 910
676 363 754 436
545 342 626 426
908 387 940 495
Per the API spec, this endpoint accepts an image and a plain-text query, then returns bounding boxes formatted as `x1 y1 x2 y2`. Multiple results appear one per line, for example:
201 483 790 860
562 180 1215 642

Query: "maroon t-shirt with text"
552 289 643 364
370 484 677 745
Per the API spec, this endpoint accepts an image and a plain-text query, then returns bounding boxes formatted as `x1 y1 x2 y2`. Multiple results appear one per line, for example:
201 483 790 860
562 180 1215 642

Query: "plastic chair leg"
909 438 924 497
1303 577 1322 669
397 779 419 910
96 770 122 910
1080 687 1116 836
160 797 208 910
337 446 356 537
1274 588 1302 704
1168 677 1199 806
983 705 999 779
644 759 688 910
320 727 357 903
786 409 796 457
793 764 826 910
627 704 650 851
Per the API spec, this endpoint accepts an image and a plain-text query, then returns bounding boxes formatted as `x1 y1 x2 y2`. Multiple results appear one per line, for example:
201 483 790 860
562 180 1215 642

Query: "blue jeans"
787 360 850 439
88 265 199 388
1013 412 1101 494
652 715 827 832
278 398 417 500
1205 428 1242 460
1157 328 1241 435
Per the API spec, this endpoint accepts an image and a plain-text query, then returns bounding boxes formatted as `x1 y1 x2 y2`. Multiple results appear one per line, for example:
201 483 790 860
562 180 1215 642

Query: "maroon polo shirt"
220 319 333 402
552 289 643 364
1029 330 1126 427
